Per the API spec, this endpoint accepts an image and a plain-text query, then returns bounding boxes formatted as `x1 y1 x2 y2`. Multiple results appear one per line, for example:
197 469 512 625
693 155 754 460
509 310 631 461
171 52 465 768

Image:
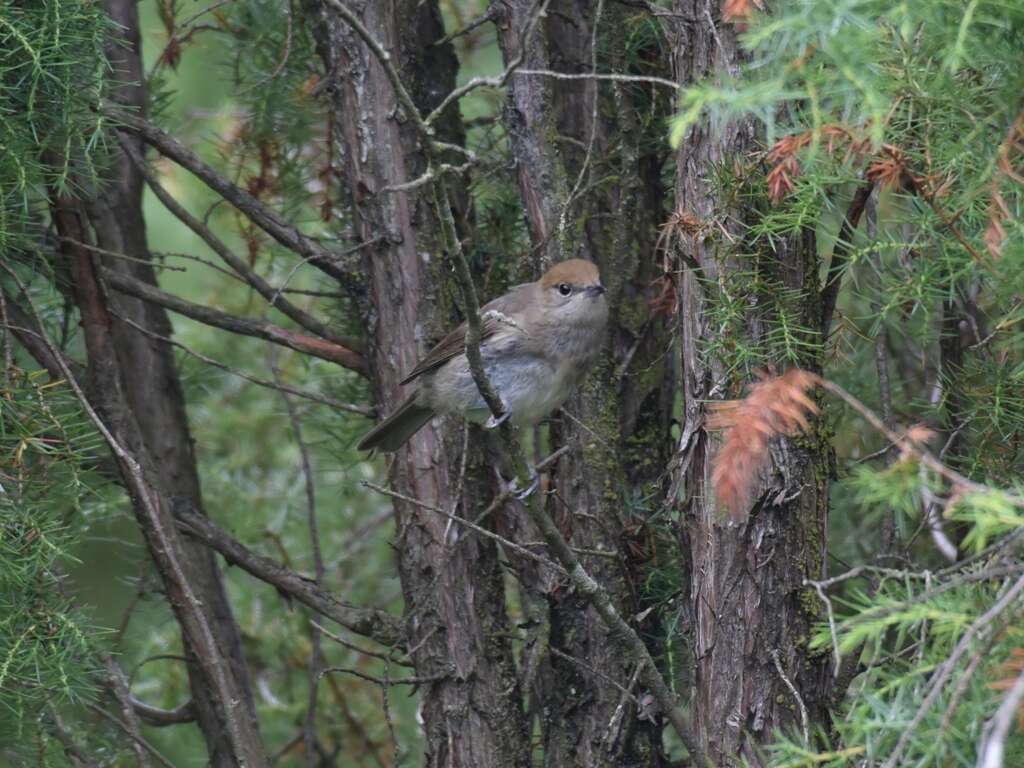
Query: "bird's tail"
357 394 435 452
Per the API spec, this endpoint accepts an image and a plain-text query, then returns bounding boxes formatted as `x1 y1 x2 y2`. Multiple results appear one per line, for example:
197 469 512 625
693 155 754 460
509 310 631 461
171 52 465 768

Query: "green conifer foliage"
674 1 1024 764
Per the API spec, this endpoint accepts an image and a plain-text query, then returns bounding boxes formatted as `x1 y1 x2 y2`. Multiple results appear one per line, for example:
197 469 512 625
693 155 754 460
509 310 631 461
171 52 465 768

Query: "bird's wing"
399 285 531 386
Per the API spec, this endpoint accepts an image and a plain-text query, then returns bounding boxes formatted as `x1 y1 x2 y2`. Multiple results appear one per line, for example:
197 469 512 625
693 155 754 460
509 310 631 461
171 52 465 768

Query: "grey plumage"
357 259 608 452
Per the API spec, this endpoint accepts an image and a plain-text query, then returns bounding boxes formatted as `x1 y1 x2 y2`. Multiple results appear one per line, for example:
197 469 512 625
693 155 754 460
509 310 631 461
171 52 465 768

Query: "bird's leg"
492 464 540 501
509 466 540 501
484 393 511 429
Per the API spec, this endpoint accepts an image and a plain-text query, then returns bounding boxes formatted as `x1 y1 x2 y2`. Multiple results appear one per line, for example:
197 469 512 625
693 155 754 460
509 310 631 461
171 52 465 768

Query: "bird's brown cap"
540 259 602 289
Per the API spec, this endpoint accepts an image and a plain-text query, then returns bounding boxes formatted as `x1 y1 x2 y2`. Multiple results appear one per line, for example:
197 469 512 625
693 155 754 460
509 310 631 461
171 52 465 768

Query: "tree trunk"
56 3 268 764
494 3 678 764
671 2 832 764
302 2 528 765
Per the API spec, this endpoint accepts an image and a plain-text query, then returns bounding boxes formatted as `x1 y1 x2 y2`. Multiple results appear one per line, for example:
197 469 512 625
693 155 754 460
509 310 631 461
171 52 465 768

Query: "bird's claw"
510 467 540 501
485 409 511 429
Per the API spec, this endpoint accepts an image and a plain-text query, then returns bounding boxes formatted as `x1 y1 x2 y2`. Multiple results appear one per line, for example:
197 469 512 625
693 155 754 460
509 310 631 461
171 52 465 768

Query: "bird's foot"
485 409 511 429
509 466 540 501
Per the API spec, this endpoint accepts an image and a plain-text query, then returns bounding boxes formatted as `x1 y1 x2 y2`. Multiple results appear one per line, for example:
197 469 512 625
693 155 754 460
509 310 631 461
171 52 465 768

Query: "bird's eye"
557 283 572 296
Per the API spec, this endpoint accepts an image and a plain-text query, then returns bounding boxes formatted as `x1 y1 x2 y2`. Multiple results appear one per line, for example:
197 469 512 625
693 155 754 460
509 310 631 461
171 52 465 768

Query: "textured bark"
495 3 677 765
671 3 831 765
56 4 269 765
303 2 528 765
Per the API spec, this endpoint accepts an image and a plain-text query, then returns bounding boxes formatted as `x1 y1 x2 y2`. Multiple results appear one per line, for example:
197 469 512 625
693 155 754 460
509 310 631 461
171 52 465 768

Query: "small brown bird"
358 259 608 452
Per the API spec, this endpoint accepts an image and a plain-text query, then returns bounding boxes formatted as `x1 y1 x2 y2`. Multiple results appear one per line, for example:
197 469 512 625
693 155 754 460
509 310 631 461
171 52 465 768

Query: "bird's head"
538 259 608 327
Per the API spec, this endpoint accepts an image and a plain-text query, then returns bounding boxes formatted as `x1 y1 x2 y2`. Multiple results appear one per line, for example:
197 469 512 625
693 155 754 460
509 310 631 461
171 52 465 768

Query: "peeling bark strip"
671 2 831 764
303 1 529 765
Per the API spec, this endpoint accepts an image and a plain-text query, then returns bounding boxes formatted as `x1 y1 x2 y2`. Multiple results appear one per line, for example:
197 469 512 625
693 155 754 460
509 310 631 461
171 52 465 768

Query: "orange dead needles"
707 369 821 522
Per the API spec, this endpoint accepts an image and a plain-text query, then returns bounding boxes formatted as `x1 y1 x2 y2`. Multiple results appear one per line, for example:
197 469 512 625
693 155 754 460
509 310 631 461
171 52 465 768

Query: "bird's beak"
587 284 606 297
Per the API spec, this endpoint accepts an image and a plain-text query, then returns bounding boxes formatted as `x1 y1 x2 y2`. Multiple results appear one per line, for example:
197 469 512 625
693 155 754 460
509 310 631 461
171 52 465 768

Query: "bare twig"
48 709 100 768
362 480 563 571
117 134 356 351
112 311 373 416
514 68 681 91
0 284 14 380
131 698 196 727
312 621 411 667
86 704 177 768
548 646 641 707
820 378 1024 508
171 503 405 648
269 346 324 768
104 656 152 767
434 7 496 46
100 265 366 373
771 649 809 744
320 666 450 687
111 110 359 287
821 181 875 339
804 576 843 676
977 663 1024 768
423 0 552 125
603 662 643 756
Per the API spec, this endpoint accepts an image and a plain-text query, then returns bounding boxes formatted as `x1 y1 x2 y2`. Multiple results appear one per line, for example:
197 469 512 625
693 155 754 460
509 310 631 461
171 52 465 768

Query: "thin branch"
320 666 450 687
771 649 809 744
361 480 563 571
423 0 552 126
977 662 1024 768
104 656 152 768
269 346 324 768
117 134 358 351
881 571 1024 768
820 378 1024 508
514 68 682 91
100 265 366 373
433 7 496 46
804 576 842 676
312 620 412 667
110 110 360 288
548 646 641 707
86 704 177 768
48 709 100 768
820 181 874 339
131 698 196 727
0 285 12 380
0 287 84 381
112 311 373 415
171 503 405 648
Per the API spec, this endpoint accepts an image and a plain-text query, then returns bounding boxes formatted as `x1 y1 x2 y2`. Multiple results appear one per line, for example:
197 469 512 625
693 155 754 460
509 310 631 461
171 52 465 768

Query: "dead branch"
171 502 405 649
100 266 367 373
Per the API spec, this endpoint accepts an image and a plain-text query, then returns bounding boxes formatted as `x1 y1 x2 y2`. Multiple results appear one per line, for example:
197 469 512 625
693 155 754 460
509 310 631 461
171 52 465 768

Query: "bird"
357 259 608 452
